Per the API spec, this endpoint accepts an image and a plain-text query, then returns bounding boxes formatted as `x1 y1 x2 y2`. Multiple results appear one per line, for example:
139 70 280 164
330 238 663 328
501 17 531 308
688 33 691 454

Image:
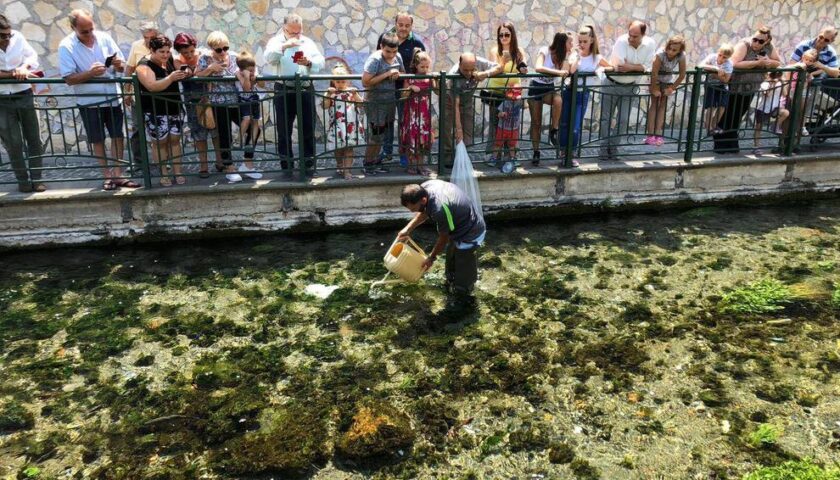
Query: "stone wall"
2 0 838 76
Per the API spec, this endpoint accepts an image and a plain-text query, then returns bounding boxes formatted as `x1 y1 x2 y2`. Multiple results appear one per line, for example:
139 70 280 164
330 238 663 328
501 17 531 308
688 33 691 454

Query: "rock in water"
337 401 414 460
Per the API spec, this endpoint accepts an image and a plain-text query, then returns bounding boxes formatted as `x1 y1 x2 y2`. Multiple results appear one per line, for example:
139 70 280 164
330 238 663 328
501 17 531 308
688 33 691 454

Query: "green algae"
743 458 840 480
1 201 840 478
0 401 34 433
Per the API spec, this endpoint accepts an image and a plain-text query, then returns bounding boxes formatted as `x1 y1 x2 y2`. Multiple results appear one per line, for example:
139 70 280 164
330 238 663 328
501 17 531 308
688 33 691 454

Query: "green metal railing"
0 67 838 191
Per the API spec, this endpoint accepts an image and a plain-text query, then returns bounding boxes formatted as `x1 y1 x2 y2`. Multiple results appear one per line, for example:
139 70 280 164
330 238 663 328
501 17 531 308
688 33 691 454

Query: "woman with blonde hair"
196 31 248 182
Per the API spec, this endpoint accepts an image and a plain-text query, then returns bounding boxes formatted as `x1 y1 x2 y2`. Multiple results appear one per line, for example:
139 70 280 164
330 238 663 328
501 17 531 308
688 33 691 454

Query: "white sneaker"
238 164 263 180
801 127 810 137
226 173 242 183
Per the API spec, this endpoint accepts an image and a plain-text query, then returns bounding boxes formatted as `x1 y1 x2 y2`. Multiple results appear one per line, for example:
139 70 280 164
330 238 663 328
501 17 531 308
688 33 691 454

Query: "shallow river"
1 200 839 479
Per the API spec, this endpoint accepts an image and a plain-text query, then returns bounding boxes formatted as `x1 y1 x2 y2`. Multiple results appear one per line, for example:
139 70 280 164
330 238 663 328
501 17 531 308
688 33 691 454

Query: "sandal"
102 180 117 191
343 171 354 180
175 175 187 185
214 162 225 172
159 176 172 187
113 179 141 188
199 170 210 178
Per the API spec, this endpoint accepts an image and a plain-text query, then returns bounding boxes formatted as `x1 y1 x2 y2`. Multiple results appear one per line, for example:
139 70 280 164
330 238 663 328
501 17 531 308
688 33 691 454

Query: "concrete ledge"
2 154 839 249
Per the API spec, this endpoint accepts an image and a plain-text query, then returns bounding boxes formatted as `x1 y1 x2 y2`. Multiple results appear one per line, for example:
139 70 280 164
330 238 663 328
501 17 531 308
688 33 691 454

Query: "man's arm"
398 212 429 240
423 231 450 270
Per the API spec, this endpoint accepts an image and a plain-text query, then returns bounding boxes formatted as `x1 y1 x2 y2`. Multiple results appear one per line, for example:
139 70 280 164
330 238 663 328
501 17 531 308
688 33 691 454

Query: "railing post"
563 73 578 168
295 72 306 180
683 68 703 163
132 75 152 189
784 66 806 156
437 70 447 176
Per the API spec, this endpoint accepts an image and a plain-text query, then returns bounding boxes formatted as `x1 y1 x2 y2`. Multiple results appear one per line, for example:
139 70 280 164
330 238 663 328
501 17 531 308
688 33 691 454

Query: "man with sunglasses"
0 14 45 192
789 26 839 130
264 14 325 178
790 27 839 79
59 9 139 191
713 26 781 154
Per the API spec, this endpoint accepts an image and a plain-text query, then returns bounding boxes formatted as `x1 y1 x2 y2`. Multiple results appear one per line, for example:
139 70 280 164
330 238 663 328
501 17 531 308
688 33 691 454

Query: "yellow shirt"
126 39 150 69
487 59 520 90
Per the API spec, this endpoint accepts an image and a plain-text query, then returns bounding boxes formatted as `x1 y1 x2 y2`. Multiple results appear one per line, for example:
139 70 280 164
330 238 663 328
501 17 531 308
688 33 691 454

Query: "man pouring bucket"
399 180 486 304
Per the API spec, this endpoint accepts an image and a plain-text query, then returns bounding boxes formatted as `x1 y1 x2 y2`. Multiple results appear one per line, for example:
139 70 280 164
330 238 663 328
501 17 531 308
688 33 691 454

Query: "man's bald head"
458 52 478 77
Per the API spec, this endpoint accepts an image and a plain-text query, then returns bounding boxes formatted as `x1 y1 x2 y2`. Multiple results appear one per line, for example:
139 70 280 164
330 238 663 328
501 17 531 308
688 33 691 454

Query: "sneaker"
571 159 580 167
485 155 498 167
399 155 409 167
773 126 784 135
655 136 665 146
238 164 263 180
549 128 559 147
801 127 809 137
363 165 379 175
531 150 541 166
226 173 243 183
373 164 389 173
644 135 656 145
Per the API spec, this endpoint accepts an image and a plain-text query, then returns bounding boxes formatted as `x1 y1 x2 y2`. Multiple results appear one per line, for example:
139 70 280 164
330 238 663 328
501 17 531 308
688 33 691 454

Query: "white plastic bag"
451 141 484 222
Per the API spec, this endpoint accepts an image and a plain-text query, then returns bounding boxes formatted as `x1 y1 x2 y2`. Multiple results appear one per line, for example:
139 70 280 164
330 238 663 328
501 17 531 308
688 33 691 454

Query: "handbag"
196 97 216 130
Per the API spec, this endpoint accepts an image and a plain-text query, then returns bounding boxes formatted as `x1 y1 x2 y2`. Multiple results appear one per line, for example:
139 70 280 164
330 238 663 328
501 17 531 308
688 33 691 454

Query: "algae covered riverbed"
1 200 840 479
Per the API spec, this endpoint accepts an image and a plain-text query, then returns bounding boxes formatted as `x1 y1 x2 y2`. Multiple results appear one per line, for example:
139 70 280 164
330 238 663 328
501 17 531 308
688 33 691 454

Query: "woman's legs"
528 98 542 151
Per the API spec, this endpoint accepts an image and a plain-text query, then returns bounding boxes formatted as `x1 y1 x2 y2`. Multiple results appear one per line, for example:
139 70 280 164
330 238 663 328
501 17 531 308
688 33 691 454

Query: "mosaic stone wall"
2 0 838 76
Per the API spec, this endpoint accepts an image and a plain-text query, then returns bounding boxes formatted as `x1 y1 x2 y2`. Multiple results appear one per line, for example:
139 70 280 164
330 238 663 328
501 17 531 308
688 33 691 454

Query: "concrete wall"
3 0 837 76
2 155 839 249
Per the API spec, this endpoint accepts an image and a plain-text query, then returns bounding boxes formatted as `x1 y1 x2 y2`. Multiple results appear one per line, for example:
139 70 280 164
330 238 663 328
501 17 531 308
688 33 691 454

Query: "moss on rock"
336 400 414 460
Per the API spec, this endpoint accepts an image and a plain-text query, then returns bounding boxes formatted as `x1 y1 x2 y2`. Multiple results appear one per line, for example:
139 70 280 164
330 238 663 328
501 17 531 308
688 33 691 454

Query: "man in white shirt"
58 9 139 190
264 14 325 177
0 14 44 192
599 20 656 160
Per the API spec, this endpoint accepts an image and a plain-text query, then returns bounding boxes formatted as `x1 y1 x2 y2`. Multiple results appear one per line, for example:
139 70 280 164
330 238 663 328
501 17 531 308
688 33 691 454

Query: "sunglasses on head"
0 32 14 40
214 46 230 53
752 37 767 45
498 32 511 38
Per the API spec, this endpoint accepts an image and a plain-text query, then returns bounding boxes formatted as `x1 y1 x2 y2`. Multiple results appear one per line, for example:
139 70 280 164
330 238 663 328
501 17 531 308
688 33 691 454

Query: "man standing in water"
399 180 486 301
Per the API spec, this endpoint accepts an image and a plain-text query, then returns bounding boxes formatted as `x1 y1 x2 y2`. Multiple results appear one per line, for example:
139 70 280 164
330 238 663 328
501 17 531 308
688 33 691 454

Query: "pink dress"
400 78 433 154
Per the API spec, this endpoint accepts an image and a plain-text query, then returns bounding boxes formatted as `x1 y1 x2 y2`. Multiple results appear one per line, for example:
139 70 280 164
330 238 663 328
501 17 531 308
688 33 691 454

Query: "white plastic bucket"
383 237 428 282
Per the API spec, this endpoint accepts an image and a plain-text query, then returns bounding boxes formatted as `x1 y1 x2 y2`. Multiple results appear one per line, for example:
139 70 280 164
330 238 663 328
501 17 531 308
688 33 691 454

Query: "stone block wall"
2 0 838 77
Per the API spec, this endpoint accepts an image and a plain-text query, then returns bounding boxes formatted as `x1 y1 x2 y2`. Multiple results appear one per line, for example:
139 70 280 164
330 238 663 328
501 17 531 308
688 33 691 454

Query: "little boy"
700 44 734 135
491 85 524 171
235 50 263 178
753 71 790 154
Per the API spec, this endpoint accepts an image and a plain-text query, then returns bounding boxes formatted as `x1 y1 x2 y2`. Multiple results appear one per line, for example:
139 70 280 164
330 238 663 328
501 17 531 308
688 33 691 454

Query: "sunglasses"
498 33 511 38
214 46 230 53
819 34 835 44
0 32 13 40
752 37 767 45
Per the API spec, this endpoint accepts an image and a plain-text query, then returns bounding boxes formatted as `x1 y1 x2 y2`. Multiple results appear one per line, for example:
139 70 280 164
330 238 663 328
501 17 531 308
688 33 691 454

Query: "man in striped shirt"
790 26 839 79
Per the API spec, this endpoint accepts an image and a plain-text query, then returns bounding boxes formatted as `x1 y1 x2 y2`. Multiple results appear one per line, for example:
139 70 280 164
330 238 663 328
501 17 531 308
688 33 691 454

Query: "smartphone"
292 51 304 62
180 65 191 72
104 53 118 68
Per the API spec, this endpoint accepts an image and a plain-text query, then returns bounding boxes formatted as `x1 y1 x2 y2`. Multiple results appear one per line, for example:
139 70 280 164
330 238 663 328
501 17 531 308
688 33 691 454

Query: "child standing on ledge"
235 50 263 179
324 64 365 179
400 48 436 176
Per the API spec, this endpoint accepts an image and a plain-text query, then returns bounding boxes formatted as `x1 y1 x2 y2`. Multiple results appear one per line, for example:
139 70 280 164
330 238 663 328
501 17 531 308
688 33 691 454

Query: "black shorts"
79 104 125 144
528 81 558 99
703 85 729 109
755 108 780 123
239 94 261 120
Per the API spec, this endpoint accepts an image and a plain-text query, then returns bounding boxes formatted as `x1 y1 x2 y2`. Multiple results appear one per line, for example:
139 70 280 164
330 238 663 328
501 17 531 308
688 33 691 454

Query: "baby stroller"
803 78 840 148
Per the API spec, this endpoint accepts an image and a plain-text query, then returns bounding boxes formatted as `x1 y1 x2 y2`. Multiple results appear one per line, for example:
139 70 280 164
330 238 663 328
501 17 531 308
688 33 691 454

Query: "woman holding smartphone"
174 32 223 178
135 34 189 186
485 22 528 164
196 30 243 183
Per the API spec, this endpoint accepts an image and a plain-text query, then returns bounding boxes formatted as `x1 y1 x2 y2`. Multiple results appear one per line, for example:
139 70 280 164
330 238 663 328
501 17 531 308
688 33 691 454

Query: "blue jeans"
558 89 590 148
